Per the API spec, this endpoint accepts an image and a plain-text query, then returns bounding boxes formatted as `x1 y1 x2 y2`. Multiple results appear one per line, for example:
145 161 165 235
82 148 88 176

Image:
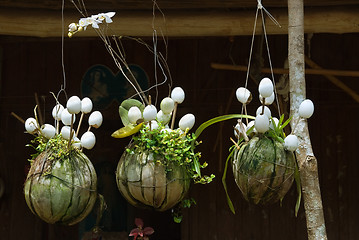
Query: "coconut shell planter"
221 78 314 214
23 96 103 225
112 88 214 221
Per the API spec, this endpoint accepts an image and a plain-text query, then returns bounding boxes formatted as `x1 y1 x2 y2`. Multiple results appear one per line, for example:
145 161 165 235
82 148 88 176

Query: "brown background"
0 33 358 239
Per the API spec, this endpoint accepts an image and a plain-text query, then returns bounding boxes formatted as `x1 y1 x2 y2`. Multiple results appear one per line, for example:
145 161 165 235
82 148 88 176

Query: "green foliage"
128 124 214 185
172 198 197 223
26 134 80 162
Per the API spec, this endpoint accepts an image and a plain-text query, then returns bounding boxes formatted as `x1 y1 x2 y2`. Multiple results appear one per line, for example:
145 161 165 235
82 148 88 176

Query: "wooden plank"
0 6 359 37
0 0 358 10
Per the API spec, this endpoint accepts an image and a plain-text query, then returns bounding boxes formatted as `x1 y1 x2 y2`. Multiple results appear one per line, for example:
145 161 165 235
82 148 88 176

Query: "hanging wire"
241 0 282 118
58 0 68 101
259 1 282 116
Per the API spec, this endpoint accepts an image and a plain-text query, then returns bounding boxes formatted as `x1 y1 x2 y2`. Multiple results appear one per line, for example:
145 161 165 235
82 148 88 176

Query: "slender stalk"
68 114 74 149
288 0 327 239
170 102 178 130
76 112 84 137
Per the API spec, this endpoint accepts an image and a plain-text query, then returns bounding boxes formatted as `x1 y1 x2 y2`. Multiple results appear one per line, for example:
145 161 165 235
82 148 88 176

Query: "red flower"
129 218 154 240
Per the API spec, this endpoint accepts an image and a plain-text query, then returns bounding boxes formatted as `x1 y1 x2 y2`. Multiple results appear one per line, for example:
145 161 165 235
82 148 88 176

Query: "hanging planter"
231 135 295 205
215 77 316 216
23 96 103 225
116 143 191 211
112 88 215 221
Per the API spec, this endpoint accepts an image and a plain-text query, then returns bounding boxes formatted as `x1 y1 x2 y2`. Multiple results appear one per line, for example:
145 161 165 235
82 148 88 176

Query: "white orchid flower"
98 12 116 23
68 23 78 32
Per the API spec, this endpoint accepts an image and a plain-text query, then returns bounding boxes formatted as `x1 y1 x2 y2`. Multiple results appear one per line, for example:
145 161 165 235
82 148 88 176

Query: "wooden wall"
0 33 358 239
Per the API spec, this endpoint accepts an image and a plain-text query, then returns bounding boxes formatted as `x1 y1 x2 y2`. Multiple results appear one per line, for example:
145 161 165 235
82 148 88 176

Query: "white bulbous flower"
179 113 195 131
41 124 56 139
255 114 270 133
60 126 74 140
143 105 157 122
61 108 76 126
299 99 314 119
284 134 299 152
81 97 93 113
88 111 103 128
160 97 175 114
270 117 279 130
234 121 247 139
171 87 185 104
260 92 275 105
25 117 39 134
146 120 159 130
52 104 64 120
256 106 271 118
66 96 82 114
127 106 142 124
81 131 96 150
236 87 252 104
246 120 257 134
161 128 174 134
72 137 81 148
258 77 274 98
156 110 171 124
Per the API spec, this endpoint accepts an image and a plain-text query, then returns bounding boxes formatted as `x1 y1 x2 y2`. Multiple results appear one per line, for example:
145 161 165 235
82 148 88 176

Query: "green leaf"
222 147 236 214
111 123 144 138
279 115 293 131
118 99 144 127
294 154 302 217
194 114 255 140
193 157 201 177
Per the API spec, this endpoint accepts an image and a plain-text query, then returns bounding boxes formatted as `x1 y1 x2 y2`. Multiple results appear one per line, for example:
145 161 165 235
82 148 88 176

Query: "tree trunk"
287 0 328 239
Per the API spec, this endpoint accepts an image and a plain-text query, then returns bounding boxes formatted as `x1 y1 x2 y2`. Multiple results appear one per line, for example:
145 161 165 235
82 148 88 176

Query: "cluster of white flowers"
127 87 195 133
25 96 103 150
68 12 116 37
234 77 315 152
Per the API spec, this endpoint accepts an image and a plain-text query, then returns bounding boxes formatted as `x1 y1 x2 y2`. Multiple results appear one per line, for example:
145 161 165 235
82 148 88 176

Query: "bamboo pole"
304 56 359 103
211 62 359 77
0 6 359 37
288 0 328 239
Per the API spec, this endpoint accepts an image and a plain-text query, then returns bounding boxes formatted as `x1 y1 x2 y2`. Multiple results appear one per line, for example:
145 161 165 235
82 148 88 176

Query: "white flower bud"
61 108 76 126
156 110 171 124
256 106 271 118
179 113 195 131
25 117 39 134
255 114 270 133
88 111 103 128
52 104 64 120
146 120 159 130
143 105 157 122
171 87 185 104
270 117 279 130
234 121 247 139
66 96 82 114
41 124 56 139
236 87 252 104
259 92 275 105
246 120 257 134
299 99 314 119
258 77 274 98
81 131 96 150
160 97 175 114
60 126 74 140
72 137 81 148
81 97 93 113
284 134 299 152
127 106 142 124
